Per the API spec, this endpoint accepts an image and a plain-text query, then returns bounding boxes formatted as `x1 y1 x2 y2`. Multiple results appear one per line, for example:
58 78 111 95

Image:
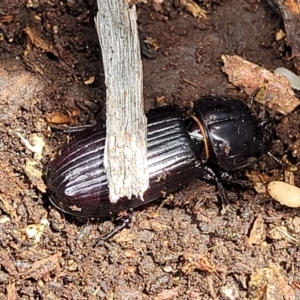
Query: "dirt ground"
1 0 300 299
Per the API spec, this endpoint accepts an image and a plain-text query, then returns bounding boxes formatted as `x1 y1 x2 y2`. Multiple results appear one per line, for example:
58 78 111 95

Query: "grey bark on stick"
95 0 148 203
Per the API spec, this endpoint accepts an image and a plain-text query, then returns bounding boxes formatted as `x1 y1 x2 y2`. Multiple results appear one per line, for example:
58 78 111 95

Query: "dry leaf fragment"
20 252 62 280
181 252 217 274
180 0 206 18
270 262 295 300
154 286 181 300
248 214 265 245
221 55 299 115
249 263 295 300
24 27 58 57
45 112 72 124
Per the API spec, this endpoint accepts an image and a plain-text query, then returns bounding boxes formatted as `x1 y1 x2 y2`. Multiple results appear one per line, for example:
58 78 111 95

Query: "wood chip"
154 286 181 300
180 0 206 18
222 55 299 114
181 252 217 274
24 27 58 57
249 263 295 300
248 214 265 245
6 283 16 300
20 252 62 280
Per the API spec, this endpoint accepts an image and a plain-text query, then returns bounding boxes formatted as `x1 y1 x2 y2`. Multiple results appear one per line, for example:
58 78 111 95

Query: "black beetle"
46 95 267 219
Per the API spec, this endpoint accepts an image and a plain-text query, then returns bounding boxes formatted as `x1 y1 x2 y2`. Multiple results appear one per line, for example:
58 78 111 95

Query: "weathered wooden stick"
95 0 148 203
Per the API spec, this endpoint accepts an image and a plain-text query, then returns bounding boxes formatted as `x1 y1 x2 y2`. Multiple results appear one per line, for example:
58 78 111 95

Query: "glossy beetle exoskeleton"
46 96 267 218
187 96 266 171
46 106 204 218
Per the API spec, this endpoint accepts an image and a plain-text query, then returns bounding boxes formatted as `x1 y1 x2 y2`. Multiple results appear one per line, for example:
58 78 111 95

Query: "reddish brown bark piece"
222 55 299 114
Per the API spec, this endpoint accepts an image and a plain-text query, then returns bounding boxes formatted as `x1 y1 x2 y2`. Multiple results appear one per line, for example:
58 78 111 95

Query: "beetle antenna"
49 123 96 133
267 151 298 172
249 85 266 107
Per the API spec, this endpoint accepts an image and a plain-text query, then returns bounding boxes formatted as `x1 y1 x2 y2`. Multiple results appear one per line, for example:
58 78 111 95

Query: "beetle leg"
218 171 253 188
265 0 281 15
202 166 232 213
49 123 96 133
259 118 274 128
94 210 133 246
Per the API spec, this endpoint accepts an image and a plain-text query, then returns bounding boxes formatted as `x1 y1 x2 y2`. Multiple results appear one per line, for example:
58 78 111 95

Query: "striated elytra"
46 97 267 218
